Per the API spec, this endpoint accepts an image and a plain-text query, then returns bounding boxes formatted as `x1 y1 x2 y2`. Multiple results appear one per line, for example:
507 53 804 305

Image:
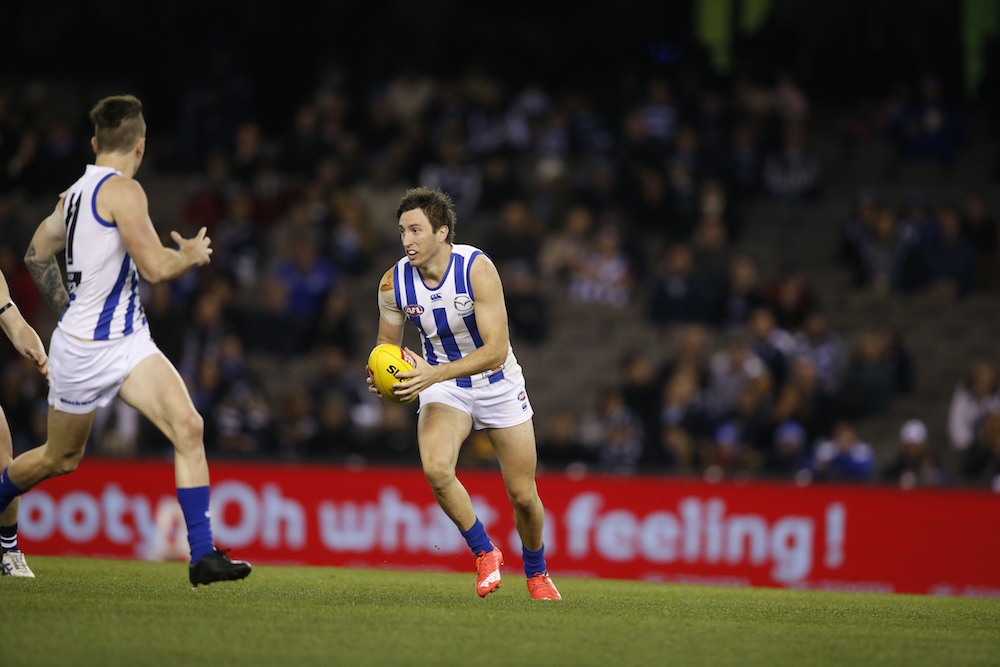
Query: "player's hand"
24 346 48 379
172 226 213 267
392 347 441 401
366 364 382 397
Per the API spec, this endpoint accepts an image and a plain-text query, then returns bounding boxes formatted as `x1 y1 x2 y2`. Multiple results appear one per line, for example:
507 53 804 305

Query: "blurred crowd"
0 63 998 490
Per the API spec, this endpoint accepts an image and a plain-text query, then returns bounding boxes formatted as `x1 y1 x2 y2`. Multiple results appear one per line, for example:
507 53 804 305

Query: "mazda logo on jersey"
454 295 474 313
404 304 424 317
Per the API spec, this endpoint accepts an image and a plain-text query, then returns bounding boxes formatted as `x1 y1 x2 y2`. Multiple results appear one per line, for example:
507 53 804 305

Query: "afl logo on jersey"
404 304 424 317
454 295 474 313
517 390 526 401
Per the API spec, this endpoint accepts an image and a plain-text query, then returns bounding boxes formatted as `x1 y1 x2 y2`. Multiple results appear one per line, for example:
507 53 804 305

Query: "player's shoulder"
101 174 144 196
379 266 396 292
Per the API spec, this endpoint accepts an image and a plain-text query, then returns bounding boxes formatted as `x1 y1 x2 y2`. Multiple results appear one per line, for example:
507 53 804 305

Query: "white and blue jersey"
58 164 146 341
392 244 520 389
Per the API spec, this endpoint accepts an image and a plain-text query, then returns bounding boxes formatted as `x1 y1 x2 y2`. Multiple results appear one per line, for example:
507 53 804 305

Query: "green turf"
1 558 998 666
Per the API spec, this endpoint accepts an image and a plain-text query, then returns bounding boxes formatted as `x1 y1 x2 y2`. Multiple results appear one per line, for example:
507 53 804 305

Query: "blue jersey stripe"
123 269 138 335
91 173 117 228
463 313 484 348
466 251 481 299
453 254 466 294
94 254 132 340
404 263 438 364
488 369 505 384
434 308 472 388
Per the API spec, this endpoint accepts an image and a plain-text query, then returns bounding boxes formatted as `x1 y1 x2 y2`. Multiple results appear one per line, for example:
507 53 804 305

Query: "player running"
0 95 250 586
368 187 561 600
0 269 49 577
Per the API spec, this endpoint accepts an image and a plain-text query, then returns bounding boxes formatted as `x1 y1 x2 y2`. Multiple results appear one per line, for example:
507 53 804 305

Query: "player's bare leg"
119 353 250 585
417 402 502 596
488 418 561 600
0 409 93 578
487 419 544 550
416 403 476 527
5 410 94 490
0 406 34 577
119 353 209 488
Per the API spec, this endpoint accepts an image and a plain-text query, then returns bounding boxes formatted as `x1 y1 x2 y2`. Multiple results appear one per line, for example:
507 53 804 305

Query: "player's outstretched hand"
392 347 441 401
172 226 213 267
24 346 48 379
366 364 382 397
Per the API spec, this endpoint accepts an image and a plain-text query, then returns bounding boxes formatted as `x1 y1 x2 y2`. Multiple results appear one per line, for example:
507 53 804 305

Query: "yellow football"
367 343 417 404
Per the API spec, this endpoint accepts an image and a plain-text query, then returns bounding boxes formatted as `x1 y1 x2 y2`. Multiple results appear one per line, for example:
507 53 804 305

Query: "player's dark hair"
89 95 146 154
397 187 457 244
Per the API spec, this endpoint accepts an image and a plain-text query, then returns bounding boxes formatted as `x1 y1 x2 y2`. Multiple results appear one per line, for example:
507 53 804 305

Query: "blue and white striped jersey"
58 165 146 341
391 244 520 389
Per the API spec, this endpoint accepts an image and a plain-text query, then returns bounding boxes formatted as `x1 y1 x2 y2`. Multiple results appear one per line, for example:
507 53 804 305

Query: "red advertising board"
15 458 1000 597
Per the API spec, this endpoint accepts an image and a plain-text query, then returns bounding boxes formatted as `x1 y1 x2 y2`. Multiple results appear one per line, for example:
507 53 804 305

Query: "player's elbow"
136 263 164 283
486 344 507 370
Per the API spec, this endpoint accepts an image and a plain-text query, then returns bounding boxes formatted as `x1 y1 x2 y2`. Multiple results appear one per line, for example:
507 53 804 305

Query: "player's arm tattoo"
24 242 69 315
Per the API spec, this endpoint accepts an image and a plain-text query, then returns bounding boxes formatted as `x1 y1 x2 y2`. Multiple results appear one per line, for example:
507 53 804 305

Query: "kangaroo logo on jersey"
404 304 424 317
454 295 474 313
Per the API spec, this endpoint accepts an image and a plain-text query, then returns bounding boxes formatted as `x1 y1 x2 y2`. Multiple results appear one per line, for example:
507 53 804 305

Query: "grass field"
2 557 998 667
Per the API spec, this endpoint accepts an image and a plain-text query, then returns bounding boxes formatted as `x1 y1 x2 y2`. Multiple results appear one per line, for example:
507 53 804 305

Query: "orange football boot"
475 544 503 597
527 572 562 600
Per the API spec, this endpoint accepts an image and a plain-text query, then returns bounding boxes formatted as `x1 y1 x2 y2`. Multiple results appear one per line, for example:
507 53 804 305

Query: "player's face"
399 209 447 267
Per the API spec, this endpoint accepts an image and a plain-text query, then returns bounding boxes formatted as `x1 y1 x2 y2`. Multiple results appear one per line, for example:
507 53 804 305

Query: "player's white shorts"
419 371 533 430
47 325 161 415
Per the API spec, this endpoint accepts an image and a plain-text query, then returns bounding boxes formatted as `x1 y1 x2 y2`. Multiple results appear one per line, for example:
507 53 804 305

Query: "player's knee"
50 448 85 476
508 487 539 516
422 461 457 493
175 411 205 445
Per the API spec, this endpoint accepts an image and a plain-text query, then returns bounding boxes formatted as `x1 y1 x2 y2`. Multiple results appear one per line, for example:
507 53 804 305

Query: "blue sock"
523 544 547 578
0 468 23 517
177 486 214 563
460 518 493 555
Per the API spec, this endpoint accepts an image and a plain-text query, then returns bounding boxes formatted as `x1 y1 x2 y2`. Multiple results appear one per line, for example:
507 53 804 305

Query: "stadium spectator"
538 205 592 285
704 338 770 420
766 266 816 330
920 203 976 298
272 227 338 319
761 124 821 203
851 206 913 293
764 420 812 477
882 419 945 488
658 324 711 391
621 352 661 452
724 123 761 201
418 138 481 221
568 226 633 308
692 215 732 305
811 422 875 482
838 186 880 284
747 307 796 391
772 356 835 443
960 413 1000 490
838 331 898 418
637 78 679 149
947 360 1000 452
959 190 998 291
352 155 411 249
487 200 542 270
536 410 593 471
504 262 550 345
715 255 766 330
582 389 644 474
648 244 712 326
889 74 964 164
793 313 845 394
